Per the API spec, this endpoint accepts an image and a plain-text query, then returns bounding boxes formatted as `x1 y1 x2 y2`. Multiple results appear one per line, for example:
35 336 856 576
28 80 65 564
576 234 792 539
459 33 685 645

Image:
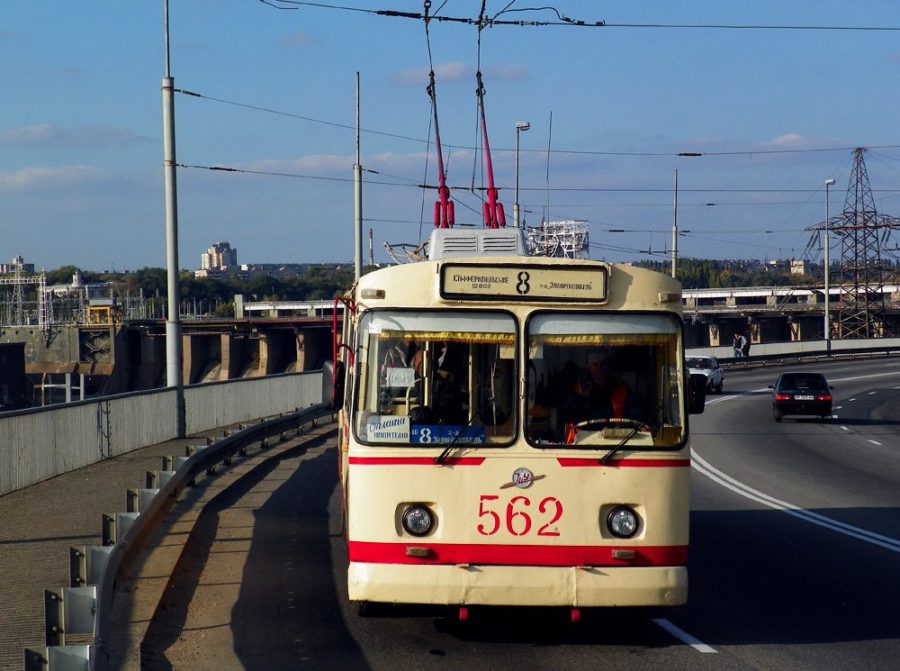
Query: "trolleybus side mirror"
322 360 345 410
688 372 707 414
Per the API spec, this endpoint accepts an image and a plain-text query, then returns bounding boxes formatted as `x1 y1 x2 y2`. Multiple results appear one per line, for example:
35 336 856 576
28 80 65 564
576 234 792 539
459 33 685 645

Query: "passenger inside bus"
559 347 638 427
432 342 467 424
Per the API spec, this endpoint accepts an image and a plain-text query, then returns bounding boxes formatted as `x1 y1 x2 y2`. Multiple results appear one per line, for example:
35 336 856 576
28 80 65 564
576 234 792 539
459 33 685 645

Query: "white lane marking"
835 405 843 410
849 398 857 402
831 370 900 383
869 391 877 396
840 426 849 431
868 440 883 446
652 618 717 654
692 451 900 554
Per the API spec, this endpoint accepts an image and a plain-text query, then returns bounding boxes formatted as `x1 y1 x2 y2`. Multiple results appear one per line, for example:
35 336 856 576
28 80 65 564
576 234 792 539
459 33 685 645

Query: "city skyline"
5 2 900 270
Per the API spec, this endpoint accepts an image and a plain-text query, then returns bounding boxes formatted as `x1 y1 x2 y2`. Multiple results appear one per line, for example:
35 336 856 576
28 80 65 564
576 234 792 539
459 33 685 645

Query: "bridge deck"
0 428 233 669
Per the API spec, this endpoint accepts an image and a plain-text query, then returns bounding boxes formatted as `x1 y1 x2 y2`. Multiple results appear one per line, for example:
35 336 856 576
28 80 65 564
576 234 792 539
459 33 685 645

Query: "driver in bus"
560 347 632 428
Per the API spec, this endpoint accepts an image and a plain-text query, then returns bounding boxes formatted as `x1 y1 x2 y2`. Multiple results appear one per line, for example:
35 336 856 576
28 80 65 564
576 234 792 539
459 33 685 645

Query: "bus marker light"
360 288 385 299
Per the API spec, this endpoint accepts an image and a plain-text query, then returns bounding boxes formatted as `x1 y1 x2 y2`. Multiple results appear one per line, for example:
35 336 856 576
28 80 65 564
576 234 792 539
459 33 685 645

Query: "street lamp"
671 169 678 278
824 178 836 352
514 121 530 228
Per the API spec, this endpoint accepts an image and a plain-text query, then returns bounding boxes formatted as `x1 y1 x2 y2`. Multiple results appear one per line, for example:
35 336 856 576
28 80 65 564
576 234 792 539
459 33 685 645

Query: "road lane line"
652 618 717 653
692 451 900 554
868 440 883 446
840 425 849 431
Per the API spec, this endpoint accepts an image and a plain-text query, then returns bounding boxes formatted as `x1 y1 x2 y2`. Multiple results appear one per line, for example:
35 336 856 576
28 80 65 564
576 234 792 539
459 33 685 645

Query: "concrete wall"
0 371 323 496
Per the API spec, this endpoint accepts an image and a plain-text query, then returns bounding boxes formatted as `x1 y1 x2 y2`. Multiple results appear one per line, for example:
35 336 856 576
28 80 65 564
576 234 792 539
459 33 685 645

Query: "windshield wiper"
599 420 648 465
434 414 479 465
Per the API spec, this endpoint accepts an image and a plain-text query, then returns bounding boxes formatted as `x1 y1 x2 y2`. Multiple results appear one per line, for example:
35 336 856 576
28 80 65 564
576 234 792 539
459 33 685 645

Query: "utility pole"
824 178 835 352
671 170 679 279
353 72 363 280
162 0 185 437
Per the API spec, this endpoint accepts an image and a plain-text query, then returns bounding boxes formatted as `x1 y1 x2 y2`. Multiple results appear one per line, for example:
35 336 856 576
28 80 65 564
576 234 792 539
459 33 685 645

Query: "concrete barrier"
0 372 323 496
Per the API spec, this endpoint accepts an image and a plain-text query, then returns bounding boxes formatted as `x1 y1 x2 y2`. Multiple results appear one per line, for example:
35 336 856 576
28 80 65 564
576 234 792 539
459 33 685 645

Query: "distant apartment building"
197 242 238 278
790 259 809 276
0 255 35 274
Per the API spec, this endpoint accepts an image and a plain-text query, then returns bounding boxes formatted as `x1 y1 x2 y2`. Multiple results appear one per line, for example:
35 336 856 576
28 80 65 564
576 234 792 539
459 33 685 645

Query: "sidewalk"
0 429 230 671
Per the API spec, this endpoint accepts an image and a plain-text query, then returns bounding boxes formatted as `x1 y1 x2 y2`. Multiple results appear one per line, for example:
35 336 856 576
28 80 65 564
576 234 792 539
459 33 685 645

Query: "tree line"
39 265 361 317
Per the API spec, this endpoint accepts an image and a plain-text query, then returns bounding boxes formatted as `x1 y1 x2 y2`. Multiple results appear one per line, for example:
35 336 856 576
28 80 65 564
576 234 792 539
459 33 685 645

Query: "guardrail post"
44 589 64 646
24 645 90 671
146 470 175 489
69 546 113 588
127 489 160 513
102 512 139 545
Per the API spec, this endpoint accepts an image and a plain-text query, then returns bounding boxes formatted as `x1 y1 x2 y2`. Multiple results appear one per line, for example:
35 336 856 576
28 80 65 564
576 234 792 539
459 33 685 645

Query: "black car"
770 372 833 422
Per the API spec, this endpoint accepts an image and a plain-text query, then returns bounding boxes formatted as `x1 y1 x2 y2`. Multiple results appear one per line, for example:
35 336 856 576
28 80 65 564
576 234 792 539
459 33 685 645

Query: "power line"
175 88 900 159
259 1 900 32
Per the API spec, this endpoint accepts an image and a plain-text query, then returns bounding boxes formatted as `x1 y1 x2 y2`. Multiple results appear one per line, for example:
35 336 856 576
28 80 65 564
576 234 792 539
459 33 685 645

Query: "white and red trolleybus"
331 227 705 620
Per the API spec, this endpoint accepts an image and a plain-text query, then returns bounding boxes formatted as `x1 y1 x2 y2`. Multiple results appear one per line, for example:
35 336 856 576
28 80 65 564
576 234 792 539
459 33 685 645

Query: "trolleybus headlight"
401 504 435 536
607 506 640 538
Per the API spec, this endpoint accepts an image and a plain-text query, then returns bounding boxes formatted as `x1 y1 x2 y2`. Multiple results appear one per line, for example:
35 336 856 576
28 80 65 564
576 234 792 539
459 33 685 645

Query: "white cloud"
770 133 806 146
392 61 528 87
0 165 105 191
392 61 469 86
484 63 528 81
0 124 145 147
242 154 352 175
281 32 316 47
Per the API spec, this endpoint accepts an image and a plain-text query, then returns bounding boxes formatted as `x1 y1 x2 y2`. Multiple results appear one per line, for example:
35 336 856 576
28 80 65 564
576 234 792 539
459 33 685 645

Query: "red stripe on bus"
349 457 486 466
556 458 691 468
348 541 688 567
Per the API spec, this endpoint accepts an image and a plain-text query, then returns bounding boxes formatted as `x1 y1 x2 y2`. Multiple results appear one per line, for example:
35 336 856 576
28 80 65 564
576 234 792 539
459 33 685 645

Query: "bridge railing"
0 371 323 496
687 336 900 364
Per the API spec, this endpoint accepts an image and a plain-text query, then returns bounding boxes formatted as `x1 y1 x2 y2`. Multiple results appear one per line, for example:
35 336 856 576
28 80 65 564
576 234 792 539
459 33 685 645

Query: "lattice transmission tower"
813 148 900 338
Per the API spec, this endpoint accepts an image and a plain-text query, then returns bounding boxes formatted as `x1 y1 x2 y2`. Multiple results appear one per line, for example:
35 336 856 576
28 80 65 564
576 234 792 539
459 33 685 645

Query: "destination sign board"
440 263 607 302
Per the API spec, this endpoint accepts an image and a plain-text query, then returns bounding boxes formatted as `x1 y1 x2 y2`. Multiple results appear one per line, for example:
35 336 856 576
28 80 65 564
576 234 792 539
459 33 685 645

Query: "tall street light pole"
162 0 185 437
353 72 363 280
824 178 836 352
671 169 679 278
514 121 530 228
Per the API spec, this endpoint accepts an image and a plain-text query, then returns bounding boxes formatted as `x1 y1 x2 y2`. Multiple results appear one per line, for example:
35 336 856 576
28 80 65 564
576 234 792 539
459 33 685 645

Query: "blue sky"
4 1 900 271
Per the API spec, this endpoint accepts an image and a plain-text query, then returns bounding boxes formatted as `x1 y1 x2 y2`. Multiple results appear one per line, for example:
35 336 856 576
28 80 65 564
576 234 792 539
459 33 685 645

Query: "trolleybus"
330 226 705 620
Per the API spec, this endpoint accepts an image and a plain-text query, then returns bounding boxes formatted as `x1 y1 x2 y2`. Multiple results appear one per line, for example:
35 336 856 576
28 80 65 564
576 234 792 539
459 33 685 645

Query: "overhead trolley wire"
175 88 900 159
260 1 900 32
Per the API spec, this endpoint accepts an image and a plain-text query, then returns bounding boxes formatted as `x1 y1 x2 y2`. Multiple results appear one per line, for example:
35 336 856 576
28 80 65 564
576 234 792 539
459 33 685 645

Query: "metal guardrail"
23 404 333 671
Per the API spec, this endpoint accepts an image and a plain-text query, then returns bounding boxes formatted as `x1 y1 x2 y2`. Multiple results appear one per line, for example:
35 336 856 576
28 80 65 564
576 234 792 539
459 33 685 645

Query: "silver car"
686 356 724 394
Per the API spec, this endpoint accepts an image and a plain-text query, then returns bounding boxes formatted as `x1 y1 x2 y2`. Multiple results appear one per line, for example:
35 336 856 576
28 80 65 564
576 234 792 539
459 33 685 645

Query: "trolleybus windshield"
355 310 517 446
525 312 685 449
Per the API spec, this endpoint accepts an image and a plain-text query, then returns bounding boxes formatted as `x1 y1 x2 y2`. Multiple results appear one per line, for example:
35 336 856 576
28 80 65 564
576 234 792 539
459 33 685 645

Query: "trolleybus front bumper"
348 562 687 607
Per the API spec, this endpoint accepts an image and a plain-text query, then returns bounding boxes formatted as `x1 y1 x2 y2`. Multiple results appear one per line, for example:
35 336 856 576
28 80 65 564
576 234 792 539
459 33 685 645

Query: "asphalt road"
144 357 900 670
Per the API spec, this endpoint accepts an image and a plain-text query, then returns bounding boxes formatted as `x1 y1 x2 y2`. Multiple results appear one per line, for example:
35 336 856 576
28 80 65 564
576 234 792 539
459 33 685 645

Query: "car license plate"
795 395 814 400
